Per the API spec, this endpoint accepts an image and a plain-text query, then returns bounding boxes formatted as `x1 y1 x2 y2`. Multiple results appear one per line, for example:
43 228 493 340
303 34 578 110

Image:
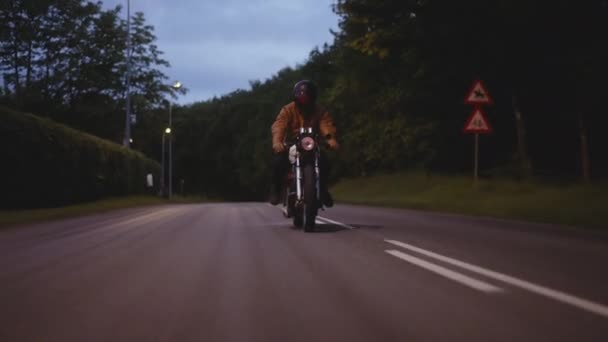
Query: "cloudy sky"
101 0 340 104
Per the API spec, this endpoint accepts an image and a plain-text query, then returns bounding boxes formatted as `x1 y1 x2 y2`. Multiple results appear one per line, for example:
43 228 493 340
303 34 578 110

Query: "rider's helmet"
293 80 317 109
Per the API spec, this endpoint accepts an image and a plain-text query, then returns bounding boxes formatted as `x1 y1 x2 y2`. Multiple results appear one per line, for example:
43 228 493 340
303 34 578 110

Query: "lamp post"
123 0 132 147
168 81 182 199
161 127 171 197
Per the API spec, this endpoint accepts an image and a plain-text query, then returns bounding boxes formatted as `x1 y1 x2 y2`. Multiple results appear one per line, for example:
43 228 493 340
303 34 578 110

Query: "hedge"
0 106 160 209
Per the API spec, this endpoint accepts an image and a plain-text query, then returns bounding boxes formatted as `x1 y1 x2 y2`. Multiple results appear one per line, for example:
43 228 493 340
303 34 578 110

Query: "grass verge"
0 196 208 228
331 172 608 229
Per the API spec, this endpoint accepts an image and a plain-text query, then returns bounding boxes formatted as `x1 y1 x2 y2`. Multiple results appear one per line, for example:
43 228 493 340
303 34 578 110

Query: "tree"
0 1 182 145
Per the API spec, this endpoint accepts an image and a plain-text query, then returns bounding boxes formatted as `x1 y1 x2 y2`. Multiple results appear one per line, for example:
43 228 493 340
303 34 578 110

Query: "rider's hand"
327 139 339 150
273 142 286 153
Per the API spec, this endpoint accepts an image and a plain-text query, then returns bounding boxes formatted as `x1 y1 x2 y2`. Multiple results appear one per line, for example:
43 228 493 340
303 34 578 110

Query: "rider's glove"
327 139 339 150
273 142 286 153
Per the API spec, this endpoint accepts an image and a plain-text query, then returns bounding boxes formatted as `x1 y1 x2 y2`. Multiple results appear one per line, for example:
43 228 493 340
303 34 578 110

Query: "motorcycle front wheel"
302 164 317 232
293 206 303 228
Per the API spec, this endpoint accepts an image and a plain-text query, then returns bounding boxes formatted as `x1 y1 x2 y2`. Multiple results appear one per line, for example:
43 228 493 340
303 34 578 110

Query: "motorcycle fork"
295 151 320 204
315 151 320 202
295 153 302 202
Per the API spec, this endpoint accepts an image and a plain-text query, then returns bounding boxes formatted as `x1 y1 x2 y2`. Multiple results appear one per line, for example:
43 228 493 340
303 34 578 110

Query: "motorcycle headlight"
301 136 316 151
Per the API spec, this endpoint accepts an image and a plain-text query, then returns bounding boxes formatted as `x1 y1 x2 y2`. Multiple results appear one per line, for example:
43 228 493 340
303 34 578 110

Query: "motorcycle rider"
269 80 339 207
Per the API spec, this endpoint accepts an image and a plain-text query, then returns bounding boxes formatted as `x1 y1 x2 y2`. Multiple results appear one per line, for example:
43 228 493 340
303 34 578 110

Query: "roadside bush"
0 106 160 209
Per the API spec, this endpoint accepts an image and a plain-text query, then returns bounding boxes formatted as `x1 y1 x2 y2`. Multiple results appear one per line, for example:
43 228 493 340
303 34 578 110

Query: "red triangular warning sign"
463 108 493 134
465 80 493 105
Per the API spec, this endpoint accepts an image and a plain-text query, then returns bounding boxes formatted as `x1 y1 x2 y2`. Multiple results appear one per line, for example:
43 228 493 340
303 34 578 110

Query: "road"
1 203 607 341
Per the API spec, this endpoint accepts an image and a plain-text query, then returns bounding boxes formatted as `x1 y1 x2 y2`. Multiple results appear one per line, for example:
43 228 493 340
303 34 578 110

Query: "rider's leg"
320 151 333 207
269 151 288 205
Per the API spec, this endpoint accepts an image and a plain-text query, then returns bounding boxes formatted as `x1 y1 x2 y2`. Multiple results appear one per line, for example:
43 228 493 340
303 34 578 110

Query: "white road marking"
264 206 608 317
317 216 355 230
386 239 608 318
266 203 326 225
266 204 336 226
385 250 504 293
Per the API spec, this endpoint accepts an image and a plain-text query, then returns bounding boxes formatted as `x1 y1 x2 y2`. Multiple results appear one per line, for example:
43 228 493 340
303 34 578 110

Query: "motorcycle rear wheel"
293 207 303 228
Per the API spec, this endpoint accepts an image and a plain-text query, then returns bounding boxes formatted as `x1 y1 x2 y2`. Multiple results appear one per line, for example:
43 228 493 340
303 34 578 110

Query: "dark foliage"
0 106 160 208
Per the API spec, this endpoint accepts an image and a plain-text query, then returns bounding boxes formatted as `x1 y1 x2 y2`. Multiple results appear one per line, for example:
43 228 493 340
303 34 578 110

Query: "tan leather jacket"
271 102 337 148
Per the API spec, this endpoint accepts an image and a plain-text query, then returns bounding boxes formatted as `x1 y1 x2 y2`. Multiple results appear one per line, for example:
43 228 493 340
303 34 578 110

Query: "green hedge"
0 106 160 209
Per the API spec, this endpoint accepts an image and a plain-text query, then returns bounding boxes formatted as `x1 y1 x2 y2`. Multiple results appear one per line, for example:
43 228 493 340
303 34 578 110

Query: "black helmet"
293 80 317 107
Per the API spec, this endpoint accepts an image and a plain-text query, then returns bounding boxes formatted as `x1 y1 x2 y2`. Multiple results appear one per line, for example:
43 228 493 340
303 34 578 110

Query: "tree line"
172 0 608 199
2 1 607 202
0 0 182 145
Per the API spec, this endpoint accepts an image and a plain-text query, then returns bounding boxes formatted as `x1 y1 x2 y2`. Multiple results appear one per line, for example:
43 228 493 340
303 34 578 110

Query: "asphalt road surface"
1 203 607 341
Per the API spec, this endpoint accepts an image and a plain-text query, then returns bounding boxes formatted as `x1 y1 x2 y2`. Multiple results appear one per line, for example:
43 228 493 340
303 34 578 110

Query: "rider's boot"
269 182 281 205
322 189 334 208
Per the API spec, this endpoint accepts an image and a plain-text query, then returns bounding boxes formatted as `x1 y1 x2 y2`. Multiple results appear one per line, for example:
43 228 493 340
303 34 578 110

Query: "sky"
101 0 340 105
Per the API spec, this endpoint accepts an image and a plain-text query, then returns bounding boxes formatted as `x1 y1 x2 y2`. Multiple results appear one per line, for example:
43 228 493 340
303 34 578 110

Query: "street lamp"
168 81 182 199
161 127 171 197
123 0 132 147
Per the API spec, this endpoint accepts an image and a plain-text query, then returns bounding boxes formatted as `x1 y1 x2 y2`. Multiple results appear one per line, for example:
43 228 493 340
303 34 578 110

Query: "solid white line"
265 204 350 228
386 239 608 318
317 216 355 230
267 203 323 225
385 250 504 293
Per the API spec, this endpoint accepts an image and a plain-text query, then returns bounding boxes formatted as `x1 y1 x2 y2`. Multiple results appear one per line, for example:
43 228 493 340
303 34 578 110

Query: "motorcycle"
282 127 325 232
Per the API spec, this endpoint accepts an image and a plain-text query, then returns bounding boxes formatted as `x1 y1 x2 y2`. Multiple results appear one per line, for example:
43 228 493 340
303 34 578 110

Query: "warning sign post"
464 80 493 184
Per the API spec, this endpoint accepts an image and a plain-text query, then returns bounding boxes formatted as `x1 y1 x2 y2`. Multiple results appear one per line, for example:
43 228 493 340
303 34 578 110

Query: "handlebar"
283 137 332 148
281 130 335 150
